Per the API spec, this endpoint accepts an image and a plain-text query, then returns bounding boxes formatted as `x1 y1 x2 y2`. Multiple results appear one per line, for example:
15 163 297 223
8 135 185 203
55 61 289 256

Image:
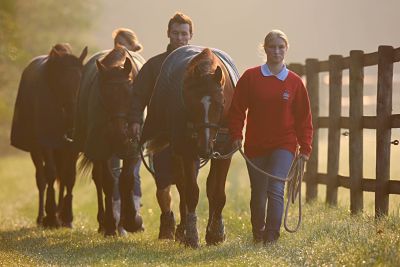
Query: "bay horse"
10 43 88 227
74 46 145 236
141 45 239 247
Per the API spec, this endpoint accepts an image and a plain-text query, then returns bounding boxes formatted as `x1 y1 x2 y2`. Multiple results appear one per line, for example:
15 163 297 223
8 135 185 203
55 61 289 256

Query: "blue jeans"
111 156 141 200
246 149 294 239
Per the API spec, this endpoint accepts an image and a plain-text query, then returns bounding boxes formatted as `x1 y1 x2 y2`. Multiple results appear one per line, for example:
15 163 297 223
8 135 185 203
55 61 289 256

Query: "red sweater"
229 66 313 158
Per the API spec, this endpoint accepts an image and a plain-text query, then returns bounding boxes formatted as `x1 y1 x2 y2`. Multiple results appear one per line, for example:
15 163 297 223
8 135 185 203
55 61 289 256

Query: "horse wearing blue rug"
141 45 239 247
75 46 145 236
11 44 87 228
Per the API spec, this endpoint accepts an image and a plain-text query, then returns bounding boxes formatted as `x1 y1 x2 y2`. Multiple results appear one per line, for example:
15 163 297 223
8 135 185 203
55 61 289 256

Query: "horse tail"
77 153 93 180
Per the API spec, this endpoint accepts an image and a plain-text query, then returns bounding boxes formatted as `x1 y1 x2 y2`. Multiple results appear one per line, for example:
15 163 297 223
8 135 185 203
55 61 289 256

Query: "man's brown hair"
167 12 193 34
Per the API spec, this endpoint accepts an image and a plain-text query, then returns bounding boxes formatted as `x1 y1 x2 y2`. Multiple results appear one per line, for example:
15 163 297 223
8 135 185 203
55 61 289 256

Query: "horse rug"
141 45 239 154
11 56 68 152
74 50 145 160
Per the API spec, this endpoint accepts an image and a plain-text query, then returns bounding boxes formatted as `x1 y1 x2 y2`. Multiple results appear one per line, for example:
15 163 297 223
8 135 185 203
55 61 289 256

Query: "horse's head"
183 49 225 159
96 47 136 156
46 44 88 141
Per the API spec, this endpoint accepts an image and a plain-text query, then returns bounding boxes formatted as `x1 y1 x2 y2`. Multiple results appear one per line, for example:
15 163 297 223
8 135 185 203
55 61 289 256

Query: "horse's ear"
123 58 132 76
50 47 62 58
96 59 106 72
214 66 223 84
79 46 88 63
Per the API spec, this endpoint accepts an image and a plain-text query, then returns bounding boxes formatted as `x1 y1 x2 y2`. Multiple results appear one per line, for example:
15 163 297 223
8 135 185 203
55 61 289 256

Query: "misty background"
1 0 399 178
93 0 400 72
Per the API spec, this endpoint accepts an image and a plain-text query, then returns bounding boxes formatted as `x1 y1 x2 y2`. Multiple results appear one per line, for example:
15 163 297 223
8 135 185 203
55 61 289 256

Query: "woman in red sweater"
229 30 313 244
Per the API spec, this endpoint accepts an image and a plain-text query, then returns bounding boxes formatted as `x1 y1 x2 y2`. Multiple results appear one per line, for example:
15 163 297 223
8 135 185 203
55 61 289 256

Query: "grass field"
0 151 399 266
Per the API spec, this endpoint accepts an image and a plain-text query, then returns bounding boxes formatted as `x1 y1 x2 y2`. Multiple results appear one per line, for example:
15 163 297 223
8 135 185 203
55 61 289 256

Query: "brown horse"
11 44 88 227
75 46 145 236
141 45 238 247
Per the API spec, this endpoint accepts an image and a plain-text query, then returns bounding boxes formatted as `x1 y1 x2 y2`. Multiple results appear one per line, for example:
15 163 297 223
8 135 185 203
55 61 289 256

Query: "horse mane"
185 48 225 85
101 46 129 68
48 43 73 58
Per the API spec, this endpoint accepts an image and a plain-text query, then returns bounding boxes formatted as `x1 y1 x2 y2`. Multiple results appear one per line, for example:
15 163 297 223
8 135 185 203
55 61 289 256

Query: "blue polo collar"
261 63 289 81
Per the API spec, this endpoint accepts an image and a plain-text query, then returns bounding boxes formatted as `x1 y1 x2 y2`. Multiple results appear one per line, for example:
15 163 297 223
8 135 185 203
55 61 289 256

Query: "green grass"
1 151 400 266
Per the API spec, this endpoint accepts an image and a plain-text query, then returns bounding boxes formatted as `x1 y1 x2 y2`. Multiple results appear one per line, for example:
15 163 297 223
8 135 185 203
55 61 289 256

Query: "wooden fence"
288 45 400 217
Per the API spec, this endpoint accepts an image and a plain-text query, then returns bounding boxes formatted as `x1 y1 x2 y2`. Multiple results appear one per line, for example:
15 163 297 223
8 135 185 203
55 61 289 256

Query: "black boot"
253 229 265 244
159 211 175 239
263 230 280 244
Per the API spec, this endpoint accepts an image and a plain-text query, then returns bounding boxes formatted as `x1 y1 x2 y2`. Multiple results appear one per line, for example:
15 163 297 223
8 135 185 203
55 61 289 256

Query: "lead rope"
212 146 305 233
238 147 305 233
283 154 305 233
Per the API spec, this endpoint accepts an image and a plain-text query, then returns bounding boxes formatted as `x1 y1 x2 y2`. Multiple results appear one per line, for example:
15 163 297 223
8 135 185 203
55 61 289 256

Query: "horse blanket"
11 56 68 152
141 45 239 153
74 50 145 160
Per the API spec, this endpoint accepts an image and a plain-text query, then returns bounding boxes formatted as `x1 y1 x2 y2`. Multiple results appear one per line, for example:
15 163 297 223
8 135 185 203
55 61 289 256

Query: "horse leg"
42 149 60 228
206 158 231 245
58 148 78 228
92 162 105 233
109 156 122 235
102 161 117 236
54 150 64 218
30 151 46 225
57 180 65 218
183 158 200 248
205 160 217 244
119 158 143 233
172 155 186 243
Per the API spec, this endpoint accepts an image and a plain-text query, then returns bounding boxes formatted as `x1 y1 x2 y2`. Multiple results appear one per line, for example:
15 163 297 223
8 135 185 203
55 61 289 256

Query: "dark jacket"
130 45 174 124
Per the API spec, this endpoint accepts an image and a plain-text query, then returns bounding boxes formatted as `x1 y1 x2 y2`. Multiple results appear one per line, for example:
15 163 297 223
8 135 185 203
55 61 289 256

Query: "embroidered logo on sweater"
282 89 290 100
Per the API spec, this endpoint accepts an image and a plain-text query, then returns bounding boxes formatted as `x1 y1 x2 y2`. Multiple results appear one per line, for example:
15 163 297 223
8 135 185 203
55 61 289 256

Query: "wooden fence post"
305 59 319 201
288 63 304 76
326 55 342 205
375 45 394 217
349 50 364 214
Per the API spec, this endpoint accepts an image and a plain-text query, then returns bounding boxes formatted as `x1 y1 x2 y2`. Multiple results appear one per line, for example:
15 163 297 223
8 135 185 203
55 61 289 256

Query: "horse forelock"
101 47 128 68
185 48 225 88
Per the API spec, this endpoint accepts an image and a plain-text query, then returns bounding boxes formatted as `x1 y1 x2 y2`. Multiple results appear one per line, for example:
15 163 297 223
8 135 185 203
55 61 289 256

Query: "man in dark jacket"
130 12 194 239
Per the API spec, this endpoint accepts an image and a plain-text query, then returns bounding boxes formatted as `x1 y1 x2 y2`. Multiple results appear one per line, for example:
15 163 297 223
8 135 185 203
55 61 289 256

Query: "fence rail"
288 45 400 216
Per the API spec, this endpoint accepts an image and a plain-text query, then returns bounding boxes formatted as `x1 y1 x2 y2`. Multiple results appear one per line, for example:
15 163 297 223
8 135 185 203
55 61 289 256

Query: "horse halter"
187 122 220 139
186 97 224 160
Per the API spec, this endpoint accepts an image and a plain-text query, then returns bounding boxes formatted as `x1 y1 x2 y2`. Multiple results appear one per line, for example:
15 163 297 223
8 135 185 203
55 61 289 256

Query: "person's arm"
129 61 156 137
228 70 250 148
130 62 154 124
293 80 313 158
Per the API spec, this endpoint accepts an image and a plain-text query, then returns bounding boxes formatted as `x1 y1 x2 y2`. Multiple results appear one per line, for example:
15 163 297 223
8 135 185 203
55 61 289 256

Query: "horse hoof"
185 213 199 248
118 226 128 237
62 222 73 229
185 237 200 249
158 211 175 239
42 215 61 229
97 225 105 234
175 223 186 243
36 216 44 226
205 230 226 245
123 214 144 233
205 218 226 245
104 230 117 237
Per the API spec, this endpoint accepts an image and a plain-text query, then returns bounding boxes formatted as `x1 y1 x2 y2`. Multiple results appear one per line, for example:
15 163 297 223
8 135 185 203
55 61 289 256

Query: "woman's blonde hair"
112 28 143 52
263 29 289 48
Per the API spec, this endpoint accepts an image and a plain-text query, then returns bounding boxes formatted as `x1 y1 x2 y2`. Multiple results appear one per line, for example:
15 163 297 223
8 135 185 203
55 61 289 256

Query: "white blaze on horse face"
201 95 211 144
